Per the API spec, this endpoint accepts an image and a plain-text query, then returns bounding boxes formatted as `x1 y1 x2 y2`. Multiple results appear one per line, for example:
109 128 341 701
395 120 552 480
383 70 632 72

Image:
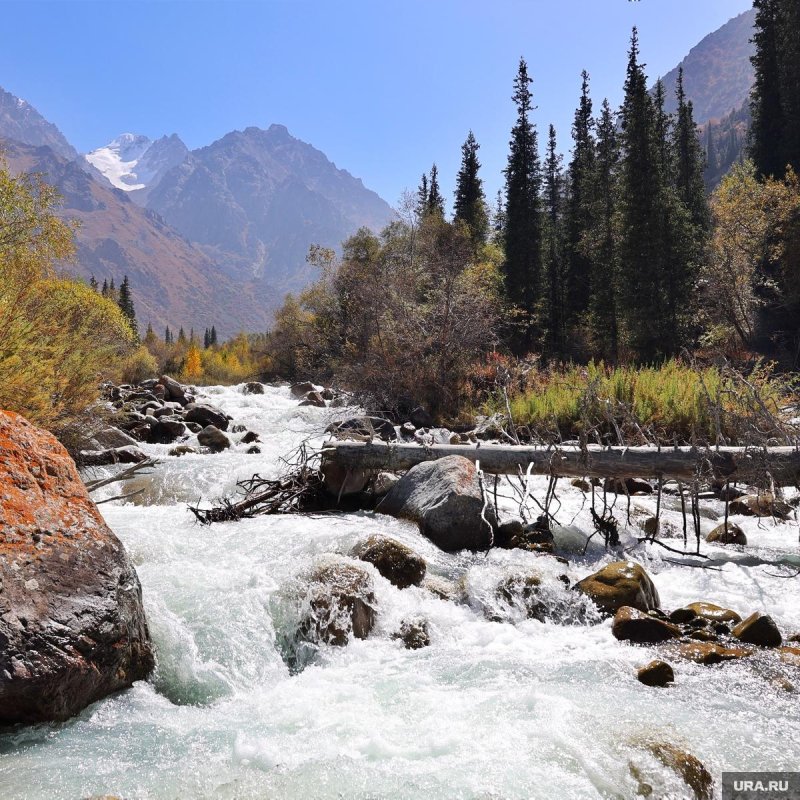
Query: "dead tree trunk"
322 441 800 486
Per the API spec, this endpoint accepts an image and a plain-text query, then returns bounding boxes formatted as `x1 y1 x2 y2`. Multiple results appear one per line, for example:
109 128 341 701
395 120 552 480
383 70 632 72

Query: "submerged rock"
673 641 752 665
351 535 426 589
393 617 430 650
0 410 153 723
646 742 713 800
637 660 675 687
729 493 792 519
298 560 376 646
377 455 495 552
299 390 327 407
574 561 660 614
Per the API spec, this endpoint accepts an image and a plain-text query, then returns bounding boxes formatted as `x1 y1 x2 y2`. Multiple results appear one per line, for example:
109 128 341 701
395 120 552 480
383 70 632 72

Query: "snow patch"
85 133 155 191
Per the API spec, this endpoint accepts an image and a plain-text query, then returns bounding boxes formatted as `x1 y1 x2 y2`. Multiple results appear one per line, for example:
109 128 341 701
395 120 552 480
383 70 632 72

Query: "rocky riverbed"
1 382 799 800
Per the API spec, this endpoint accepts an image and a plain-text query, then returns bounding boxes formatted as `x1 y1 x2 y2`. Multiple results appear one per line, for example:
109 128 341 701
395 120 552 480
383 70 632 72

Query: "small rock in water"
637 660 675 687
351 535 426 589
240 430 260 444
612 607 681 643
571 478 591 493
246 445 261 454
198 425 231 452
185 403 230 431
242 382 264 395
732 612 782 647
393 617 430 650
729 493 792 519
706 522 747 545
646 742 713 800
168 445 197 457
604 477 653 495
290 381 316 398
682 602 741 625
373 471 400 497
574 561 660 614
299 390 326 407
674 641 752 665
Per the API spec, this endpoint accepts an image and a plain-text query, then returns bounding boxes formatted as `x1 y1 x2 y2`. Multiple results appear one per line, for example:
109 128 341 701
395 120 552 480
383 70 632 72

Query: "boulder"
732 612 782 647
299 560 376 646
574 561 660 614
373 471 400 497
247 445 261 455
299 391 326 407
148 419 187 444
682 602 741 625
409 406 434 429
646 742 713 800
321 461 372 497
612 607 681 643
496 573 548 621
168 445 197 457
706 522 747 545
421 575 462 602
674 641 752 665
571 478 591 493
393 617 430 650
240 430 260 444
604 477 653 495
351 536 426 589
79 446 148 466
637 660 674 687
290 381 316 398
184 403 229 431
90 427 139 450
243 382 264 395
197 425 231 452
0 411 153 723
729 493 793 520
159 374 187 405
326 416 397 442
376 455 496 552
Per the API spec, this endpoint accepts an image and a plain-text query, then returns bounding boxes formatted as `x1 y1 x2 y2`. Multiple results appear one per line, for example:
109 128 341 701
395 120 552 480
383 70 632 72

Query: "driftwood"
85 458 159 493
322 441 800 486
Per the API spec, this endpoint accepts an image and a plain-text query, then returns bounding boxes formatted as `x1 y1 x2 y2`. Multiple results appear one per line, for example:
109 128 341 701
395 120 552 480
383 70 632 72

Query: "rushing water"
1 384 799 800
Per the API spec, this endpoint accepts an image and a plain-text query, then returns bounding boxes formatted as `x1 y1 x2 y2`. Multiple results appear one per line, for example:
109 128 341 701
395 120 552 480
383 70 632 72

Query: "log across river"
323 441 800 486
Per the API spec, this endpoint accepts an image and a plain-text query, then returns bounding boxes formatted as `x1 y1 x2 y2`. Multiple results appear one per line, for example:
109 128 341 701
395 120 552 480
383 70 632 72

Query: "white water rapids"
1 384 799 799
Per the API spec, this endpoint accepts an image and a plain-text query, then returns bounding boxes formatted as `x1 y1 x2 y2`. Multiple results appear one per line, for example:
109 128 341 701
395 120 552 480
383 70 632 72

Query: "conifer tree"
503 57 542 353
101 278 109 298
117 275 137 335
89 275 98 291
565 70 597 331
108 278 117 303
492 189 506 245
542 125 567 357
203 328 211 349
416 173 429 218
587 99 620 360
177 327 187 345
750 0 785 178
427 164 445 217
210 325 218 346
165 326 173 345
453 131 488 246
777 0 800 175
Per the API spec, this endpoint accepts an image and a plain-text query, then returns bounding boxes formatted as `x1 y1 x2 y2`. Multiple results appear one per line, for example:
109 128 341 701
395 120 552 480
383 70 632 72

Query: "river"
1 383 799 799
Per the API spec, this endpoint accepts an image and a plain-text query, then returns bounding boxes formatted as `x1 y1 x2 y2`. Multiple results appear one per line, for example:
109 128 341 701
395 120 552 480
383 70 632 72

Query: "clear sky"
0 0 752 208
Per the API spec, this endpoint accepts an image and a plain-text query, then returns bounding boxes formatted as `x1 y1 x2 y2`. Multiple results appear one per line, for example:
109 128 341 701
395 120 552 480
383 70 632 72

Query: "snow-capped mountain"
85 133 188 197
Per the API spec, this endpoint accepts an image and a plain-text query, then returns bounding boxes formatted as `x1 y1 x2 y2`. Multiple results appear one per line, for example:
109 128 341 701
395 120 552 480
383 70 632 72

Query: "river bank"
1 382 799 800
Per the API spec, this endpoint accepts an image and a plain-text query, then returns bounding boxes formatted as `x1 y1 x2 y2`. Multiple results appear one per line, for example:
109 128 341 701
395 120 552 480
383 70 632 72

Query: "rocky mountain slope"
2 138 267 337
145 124 395 290
659 8 756 124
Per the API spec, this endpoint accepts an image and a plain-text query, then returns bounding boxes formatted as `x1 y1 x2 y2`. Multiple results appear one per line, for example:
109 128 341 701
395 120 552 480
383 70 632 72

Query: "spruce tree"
587 99 620 361
750 0 785 178
177 327 187 345
776 0 800 175
203 328 211 348
453 131 489 246
503 57 542 353
101 278 109 298
210 325 218 346
416 173 429 218
89 275 98 291
165 326 172 345
108 278 117 303
542 125 567 358
565 70 597 332
492 189 506 245
117 275 137 335
427 164 445 217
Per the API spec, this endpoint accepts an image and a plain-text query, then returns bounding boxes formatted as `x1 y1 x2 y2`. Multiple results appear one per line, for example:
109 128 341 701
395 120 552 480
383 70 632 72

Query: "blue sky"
1 0 752 208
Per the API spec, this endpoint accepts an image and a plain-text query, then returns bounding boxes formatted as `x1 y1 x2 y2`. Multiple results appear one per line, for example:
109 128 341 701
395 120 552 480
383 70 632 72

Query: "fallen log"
322 441 800 486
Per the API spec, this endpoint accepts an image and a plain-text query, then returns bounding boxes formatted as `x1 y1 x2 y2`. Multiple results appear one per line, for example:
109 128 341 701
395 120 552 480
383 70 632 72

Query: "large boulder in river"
159 374 188 405
376 455 495 552
574 561 660 614
242 382 264 395
351 535 426 588
0 411 154 723
732 612 782 647
184 403 230 431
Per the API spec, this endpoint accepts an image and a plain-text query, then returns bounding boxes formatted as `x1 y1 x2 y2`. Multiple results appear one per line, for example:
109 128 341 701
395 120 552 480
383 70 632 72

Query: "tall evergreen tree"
177 327 187 345
108 278 117 303
89 275 98 291
565 70 597 333
492 189 506 245
453 131 488 246
210 325 218 346
750 0 786 178
416 173 429 218
776 0 800 175
427 164 445 217
101 278 109 298
165 326 173 345
542 125 567 357
587 99 620 361
203 328 210 348
117 275 137 335
503 57 542 353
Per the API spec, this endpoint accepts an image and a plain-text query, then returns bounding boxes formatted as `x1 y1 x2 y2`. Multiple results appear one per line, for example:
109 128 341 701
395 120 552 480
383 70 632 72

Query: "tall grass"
489 360 787 445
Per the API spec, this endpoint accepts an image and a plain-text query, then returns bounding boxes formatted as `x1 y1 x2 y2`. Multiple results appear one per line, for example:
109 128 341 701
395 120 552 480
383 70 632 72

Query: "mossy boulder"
350 535 426 589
